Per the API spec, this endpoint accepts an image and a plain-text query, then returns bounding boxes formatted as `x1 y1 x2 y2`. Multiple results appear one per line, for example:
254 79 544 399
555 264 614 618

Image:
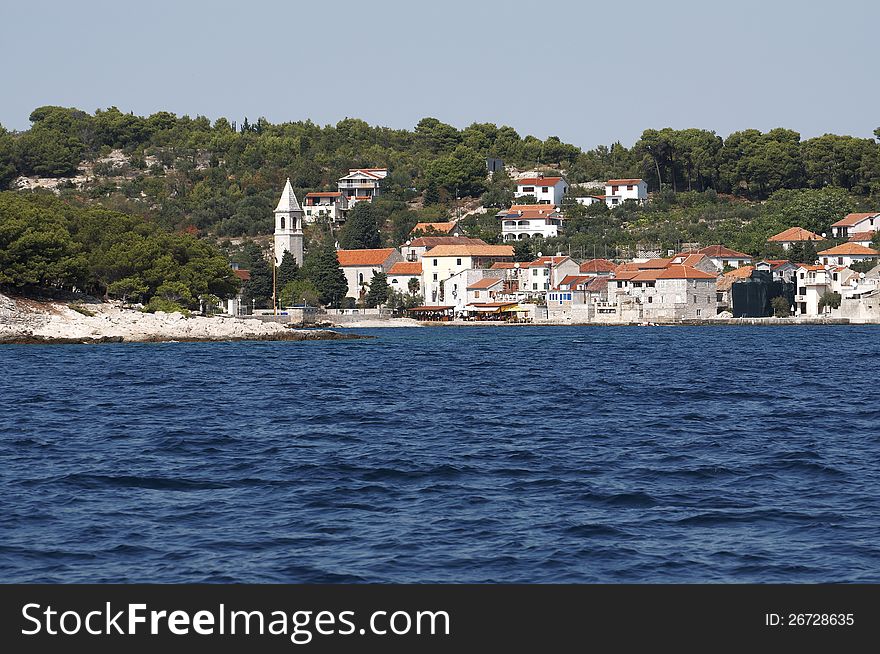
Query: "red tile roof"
387 262 422 276
606 179 644 185
657 265 717 280
490 261 518 269
579 258 617 274
305 192 342 198
526 256 571 268
337 248 398 266
467 277 504 290
831 212 880 228
768 227 822 242
233 269 251 281
410 222 457 235
410 236 485 248
848 231 876 242
425 244 515 258
516 177 564 187
818 243 879 256
698 245 752 259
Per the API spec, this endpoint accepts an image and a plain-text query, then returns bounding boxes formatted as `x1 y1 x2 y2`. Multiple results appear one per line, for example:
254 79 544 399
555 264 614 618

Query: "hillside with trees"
1 106 879 265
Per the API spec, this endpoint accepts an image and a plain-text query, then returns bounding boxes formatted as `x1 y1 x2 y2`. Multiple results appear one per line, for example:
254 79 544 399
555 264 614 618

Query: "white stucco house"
421 243 514 305
514 176 568 205
793 264 854 316
303 192 347 224
387 261 422 295
767 226 823 250
604 179 648 208
498 205 564 240
818 243 879 268
694 245 753 270
830 212 880 238
337 168 388 207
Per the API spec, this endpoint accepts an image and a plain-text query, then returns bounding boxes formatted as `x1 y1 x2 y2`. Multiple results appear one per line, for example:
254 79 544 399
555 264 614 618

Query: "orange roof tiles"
467 277 504 290
336 248 398 266
233 269 251 281
768 227 822 242
410 236 485 248
579 258 617 274
526 256 570 268
698 245 752 259
818 243 879 256
848 231 876 242
424 244 515 258
305 192 342 198
656 265 717 280
516 177 564 187
410 222 457 235
607 179 644 185
387 262 422 276
831 212 880 228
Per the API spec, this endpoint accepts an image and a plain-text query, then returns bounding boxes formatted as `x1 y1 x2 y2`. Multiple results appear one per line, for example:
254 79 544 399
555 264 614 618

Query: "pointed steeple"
275 178 301 213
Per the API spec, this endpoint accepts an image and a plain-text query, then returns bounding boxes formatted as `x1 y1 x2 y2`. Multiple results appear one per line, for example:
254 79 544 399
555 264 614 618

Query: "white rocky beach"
0 292 357 344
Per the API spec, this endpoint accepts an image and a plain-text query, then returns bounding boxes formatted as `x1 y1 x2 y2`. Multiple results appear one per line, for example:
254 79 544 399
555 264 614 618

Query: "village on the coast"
231 166 880 326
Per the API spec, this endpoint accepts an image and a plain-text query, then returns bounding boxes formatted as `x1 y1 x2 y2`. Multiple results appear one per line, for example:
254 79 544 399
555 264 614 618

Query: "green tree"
301 243 348 306
338 202 381 249
107 276 149 304
423 180 441 205
279 278 320 307
276 249 299 287
771 296 791 317
365 270 389 307
425 146 487 197
244 254 272 308
818 291 841 313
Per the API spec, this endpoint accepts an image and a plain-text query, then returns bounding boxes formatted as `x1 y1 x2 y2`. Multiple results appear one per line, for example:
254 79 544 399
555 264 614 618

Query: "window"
611 185 619 193
717 292 723 301
433 259 438 266
833 273 838 281
798 287 805 296
696 309 702 317
543 268 549 276
280 216 285 229
391 279 398 284
542 186 549 192
522 186 534 193
358 273 364 285
475 290 480 298
799 272 804 279
532 283 538 290
838 257 844 265
627 185 633 191
694 295 697 303
433 273 438 281
456 258 462 266
565 293 572 301
648 296 653 303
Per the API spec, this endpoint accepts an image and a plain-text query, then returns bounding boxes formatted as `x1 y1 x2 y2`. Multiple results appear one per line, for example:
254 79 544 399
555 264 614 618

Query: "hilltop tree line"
1 107 878 239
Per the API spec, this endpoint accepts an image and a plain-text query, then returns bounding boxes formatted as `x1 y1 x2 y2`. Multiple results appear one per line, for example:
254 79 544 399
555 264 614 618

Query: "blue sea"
1 326 879 583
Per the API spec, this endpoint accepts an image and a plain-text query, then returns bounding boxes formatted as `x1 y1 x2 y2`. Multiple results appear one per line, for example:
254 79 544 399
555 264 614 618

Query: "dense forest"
1 106 879 286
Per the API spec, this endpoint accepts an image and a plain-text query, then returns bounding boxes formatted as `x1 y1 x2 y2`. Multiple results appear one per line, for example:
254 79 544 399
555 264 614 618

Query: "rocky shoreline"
0 292 363 345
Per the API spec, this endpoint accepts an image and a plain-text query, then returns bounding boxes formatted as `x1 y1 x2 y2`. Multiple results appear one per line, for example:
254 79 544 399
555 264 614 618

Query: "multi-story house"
514 176 568 205
337 168 388 207
602 264 717 321
401 236 487 263
830 212 880 238
604 179 648 208
303 192 347 224
817 243 879 268
498 205 564 240
521 256 580 295
387 261 423 296
767 227 823 250
793 264 854 316
421 244 514 304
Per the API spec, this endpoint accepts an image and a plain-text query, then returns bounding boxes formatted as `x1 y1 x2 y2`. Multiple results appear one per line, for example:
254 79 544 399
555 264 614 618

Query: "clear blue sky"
3 0 877 149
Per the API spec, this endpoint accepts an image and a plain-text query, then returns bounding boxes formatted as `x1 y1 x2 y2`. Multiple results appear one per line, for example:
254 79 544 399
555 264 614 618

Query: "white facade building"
336 248 402 301
793 264 853 316
303 192 347 224
274 178 304 265
604 179 648 208
830 212 880 238
514 176 568 205
420 244 514 305
498 205 564 240
818 243 879 268
337 168 388 206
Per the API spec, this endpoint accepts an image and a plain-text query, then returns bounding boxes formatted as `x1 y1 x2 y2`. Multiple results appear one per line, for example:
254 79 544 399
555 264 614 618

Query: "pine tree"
276 250 299 288
338 202 381 249
302 244 349 307
365 271 389 307
424 180 441 206
244 255 272 308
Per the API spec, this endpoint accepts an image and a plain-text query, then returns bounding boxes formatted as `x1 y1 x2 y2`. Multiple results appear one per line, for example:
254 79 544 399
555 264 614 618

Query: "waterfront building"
387 261 423 294
522 256 580 295
602 264 717 322
793 264 855 316
400 236 487 263
421 244 514 304
336 248 403 301
274 178 304 265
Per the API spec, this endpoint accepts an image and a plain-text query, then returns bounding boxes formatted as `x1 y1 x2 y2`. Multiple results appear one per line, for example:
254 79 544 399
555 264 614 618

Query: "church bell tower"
274 178 304 265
